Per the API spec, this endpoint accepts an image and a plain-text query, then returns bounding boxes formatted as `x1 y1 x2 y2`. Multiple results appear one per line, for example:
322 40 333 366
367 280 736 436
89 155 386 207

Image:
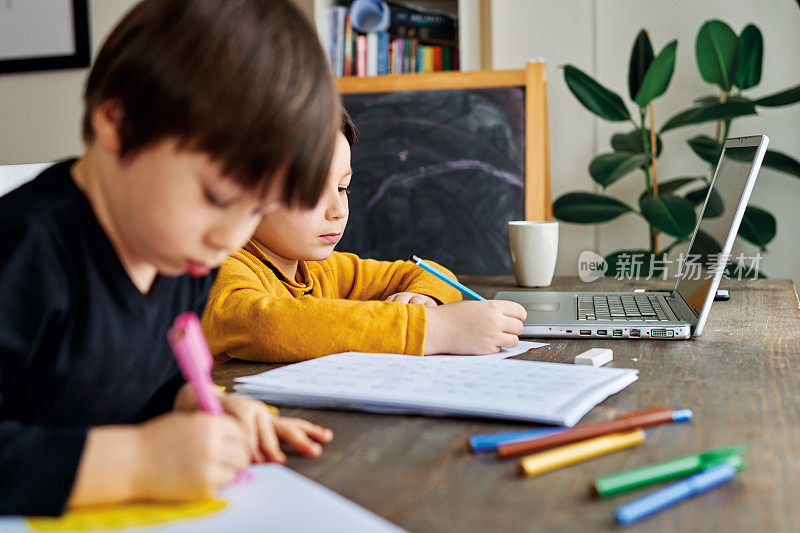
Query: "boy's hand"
385 291 438 307
423 300 527 355
219 393 333 464
134 411 249 501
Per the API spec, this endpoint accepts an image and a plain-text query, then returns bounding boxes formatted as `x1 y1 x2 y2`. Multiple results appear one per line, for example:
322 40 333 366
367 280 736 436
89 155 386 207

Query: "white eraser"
574 348 613 367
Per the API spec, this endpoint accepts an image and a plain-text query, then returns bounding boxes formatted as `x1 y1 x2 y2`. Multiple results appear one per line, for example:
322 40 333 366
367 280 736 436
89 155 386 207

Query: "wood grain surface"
212 276 800 532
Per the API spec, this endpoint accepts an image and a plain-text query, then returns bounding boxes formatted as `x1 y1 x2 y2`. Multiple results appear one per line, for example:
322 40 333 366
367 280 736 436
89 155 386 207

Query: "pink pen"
168 312 252 482
168 312 224 415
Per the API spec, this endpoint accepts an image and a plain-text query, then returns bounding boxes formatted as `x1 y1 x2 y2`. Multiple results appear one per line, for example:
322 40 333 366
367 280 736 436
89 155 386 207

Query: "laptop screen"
675 142 761 315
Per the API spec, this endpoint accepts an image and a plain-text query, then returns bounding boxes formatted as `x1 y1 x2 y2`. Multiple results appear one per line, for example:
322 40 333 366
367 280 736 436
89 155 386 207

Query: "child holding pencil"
0 0 336 515
201 109 527 363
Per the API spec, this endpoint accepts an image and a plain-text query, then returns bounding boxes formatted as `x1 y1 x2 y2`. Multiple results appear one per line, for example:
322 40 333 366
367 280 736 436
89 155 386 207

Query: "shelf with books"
313 0 486 76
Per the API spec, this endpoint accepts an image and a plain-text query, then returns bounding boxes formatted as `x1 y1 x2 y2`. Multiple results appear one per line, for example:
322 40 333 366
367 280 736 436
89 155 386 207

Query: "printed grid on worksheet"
236 353 637 423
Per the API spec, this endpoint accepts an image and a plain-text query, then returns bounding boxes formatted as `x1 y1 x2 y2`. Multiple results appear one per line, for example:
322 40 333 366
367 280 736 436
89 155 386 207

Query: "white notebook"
235 352 638 427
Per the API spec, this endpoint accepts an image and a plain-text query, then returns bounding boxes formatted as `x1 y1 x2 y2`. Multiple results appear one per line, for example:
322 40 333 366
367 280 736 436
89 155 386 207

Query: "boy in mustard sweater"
202 111 527 362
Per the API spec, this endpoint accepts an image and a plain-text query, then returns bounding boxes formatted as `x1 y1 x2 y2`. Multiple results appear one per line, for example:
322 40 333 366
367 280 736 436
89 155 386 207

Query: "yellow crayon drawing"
26 498 226 531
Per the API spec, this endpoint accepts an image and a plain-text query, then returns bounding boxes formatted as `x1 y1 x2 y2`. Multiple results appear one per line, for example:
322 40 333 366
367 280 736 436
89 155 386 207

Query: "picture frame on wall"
0 0 90 74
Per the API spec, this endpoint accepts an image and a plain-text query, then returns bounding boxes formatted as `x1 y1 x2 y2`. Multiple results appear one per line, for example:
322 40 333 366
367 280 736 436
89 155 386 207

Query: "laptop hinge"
666 292 699 329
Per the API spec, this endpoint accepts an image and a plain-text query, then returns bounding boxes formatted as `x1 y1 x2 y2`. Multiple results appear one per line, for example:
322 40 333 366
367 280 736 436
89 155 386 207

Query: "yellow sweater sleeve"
326 252 463 304
201 250 439 362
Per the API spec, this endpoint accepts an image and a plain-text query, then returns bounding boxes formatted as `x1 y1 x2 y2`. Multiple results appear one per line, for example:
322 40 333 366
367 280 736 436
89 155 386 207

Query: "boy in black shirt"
0 0 337 515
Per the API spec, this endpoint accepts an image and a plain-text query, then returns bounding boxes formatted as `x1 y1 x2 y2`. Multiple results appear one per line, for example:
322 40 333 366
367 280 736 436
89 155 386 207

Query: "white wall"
0 0 138 165
492 0 800 283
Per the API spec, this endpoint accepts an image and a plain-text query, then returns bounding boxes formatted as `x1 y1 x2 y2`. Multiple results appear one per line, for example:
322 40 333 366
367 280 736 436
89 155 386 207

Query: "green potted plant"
553 20 800 277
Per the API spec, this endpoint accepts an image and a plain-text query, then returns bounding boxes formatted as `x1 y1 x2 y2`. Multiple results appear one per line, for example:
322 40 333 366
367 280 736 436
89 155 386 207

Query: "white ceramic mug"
508 221 559 287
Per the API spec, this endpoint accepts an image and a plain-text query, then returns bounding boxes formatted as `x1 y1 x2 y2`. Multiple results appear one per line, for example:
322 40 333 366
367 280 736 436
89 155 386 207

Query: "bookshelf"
310 0 490 74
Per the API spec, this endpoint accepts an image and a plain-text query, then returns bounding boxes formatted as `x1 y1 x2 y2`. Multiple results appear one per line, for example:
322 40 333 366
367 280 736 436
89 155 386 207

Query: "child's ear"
90 100 125 155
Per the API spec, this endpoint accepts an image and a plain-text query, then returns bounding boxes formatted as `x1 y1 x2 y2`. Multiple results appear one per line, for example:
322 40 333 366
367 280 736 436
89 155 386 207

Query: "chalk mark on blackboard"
365 159 524 210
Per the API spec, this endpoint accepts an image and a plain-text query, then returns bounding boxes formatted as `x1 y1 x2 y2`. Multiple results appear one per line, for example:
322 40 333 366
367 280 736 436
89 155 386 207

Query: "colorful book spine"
423 45 434 72
404 38 415 73
343 14 353 76
377 32 390 75
366 32 378 76
326 7 336 72
433 45 442 71
389 39 397 74
442 45 452 71
356 34 367 77
334 7 346 77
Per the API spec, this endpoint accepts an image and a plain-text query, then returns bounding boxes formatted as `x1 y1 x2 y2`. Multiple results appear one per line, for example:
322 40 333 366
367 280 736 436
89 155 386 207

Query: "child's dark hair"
82 0 338 208
340 106 357 148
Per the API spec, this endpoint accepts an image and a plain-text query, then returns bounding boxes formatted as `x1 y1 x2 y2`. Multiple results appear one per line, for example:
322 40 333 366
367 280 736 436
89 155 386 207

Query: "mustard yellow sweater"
201 240 462 362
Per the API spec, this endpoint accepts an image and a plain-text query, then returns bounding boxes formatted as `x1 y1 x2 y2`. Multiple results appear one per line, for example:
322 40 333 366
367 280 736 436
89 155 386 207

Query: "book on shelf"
326 1 459 77
387 0 457 45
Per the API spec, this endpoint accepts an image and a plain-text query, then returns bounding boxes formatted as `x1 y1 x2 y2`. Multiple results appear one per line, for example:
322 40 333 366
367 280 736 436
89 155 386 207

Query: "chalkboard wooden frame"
337 62 552 221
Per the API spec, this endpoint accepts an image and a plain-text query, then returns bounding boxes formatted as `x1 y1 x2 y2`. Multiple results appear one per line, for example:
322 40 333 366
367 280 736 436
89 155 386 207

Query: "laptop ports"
650 329 674 338
597 330 608 336
579 330 591 336
612 329 623 337
629 328 641 338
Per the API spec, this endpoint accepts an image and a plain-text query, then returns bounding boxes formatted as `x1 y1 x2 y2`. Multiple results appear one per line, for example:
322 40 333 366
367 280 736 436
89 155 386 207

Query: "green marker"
593 445 746 497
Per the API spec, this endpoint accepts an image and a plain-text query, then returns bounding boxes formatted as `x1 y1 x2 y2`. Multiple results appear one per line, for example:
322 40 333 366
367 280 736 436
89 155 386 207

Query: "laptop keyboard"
577 294 670 322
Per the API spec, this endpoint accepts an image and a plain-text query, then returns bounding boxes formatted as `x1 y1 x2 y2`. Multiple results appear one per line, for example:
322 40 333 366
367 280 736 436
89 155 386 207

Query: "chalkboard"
340 86 528 275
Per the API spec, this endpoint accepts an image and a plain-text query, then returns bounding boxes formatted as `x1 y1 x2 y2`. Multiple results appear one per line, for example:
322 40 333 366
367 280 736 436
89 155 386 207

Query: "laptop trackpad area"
524 302 560 312
493 291 575 324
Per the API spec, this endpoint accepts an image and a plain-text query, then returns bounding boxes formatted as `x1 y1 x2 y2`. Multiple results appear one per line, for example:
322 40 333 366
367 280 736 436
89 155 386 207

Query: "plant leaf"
563 65 631 121
735 24 763 90
754 84 800 107
685 186 724 218
639 194 697 237
589 152 652 187
639 177 703 203
634 40 678 107
690 229 723 257
611 129 663 157
553 192 634 223
738 205 776 249
661 101 757 132
693 94 753 106
762 149 800 178
687 135 723 165
628 30 655 101
696 20 738 91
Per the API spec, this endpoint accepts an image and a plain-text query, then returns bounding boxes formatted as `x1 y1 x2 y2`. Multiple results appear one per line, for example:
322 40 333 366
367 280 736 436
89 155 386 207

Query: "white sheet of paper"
423 340 548 360
235 353 638 426
0 464 404 533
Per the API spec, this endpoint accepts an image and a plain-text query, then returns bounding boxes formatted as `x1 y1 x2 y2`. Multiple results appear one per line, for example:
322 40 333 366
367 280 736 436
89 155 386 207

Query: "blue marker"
469 427 565 453
409 255 485 301
616 463 738 526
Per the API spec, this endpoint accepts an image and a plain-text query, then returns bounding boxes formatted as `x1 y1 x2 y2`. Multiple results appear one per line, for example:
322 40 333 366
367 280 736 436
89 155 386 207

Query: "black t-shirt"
0 160 217 515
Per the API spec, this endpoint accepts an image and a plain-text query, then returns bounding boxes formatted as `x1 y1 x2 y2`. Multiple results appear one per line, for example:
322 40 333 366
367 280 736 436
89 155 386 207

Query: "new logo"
578 250 607 283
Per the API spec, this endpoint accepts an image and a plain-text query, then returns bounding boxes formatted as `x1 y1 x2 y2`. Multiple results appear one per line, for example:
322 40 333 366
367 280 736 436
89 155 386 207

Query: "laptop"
495 135 769 340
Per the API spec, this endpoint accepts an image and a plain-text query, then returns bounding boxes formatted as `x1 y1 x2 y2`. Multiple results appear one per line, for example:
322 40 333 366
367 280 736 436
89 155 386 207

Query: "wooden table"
212 276 800 532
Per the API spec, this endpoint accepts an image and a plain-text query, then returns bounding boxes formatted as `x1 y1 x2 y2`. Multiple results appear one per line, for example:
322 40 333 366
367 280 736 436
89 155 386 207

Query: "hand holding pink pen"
168 311 252 482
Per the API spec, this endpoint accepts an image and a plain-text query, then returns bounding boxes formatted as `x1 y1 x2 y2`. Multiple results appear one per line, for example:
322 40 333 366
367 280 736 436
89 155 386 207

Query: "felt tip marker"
498 407 692 459
168 312 223 415
615 463 738 525
594 445 746 497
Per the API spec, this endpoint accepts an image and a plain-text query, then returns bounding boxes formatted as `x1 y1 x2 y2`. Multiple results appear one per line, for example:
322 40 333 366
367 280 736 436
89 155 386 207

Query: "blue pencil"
409 255 485 301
